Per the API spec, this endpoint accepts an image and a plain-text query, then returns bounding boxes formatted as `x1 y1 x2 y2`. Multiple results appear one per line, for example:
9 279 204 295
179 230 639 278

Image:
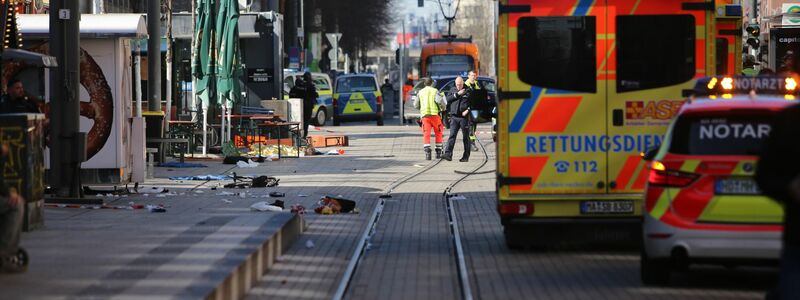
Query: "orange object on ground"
306 135 349 148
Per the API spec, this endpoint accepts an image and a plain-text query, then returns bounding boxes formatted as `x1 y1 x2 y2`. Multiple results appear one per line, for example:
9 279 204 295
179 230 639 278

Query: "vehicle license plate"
715 178 761 195
350 98 365 103
580 200 634 214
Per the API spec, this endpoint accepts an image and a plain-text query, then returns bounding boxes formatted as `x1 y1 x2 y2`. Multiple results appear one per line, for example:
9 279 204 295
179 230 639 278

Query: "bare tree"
310 0 395 55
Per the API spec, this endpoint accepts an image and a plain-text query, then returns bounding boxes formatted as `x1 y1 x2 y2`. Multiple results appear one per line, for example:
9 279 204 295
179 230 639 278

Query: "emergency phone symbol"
554 161 570 173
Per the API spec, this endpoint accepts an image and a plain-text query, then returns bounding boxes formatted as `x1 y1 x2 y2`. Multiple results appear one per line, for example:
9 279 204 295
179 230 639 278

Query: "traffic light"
745 24 760 49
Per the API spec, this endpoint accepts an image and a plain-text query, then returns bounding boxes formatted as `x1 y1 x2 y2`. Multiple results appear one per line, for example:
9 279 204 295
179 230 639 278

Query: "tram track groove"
332 136 489 300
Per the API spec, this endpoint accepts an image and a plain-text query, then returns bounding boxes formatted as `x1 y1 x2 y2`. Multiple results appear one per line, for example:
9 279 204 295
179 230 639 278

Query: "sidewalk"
1 121 462 299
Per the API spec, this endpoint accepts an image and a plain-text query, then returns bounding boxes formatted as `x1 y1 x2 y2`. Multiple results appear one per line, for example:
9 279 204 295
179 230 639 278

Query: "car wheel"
315 109 327 126
641 250 671 285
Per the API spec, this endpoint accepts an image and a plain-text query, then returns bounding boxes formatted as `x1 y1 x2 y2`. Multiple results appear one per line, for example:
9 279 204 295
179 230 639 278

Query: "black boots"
424 147 432 160
435 148 442 159
441 153 452 161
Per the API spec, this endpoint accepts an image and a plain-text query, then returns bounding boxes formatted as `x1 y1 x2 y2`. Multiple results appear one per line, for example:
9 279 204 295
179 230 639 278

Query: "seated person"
1 80 43 114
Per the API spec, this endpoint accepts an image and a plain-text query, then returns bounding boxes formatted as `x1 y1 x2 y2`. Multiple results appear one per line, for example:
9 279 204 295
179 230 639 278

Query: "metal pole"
136 41 143 117
165 0 173 132
50 0 82 198
399 19 405 125
191 0 197 122
147 0 162 113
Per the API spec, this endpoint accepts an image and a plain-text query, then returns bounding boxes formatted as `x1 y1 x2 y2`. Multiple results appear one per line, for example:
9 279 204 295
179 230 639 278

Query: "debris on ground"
169 175 233 181
270 200 285 209
269 192 285 197
236 159 260 168
158 162 207 168
250 201 283 212
290 204 306 214
221 199 232 204
252 176 279 187
146 204 167 213
305 240 315 249
247 144 301 158
449 195 467 201
314 195 357 214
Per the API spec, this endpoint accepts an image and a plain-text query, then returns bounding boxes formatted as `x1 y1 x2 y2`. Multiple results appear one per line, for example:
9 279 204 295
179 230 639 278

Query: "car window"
284 76 295 89
480 80 496 92
517 16 597 93
312 75 331 91
616 15 695 92
336 77 378 93
439 80 456 92
669 114 774 155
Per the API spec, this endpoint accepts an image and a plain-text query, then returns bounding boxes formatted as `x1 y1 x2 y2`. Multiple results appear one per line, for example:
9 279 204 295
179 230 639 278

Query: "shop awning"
18 14 147 39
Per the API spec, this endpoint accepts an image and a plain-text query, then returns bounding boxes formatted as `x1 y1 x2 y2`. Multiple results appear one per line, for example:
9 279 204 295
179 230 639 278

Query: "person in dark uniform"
301 72 318 138
1 80 41 114
756 103 800 300
441 76 472 162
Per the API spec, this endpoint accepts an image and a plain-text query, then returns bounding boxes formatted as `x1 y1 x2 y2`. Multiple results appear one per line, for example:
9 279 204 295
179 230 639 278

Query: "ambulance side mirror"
641 146 660 161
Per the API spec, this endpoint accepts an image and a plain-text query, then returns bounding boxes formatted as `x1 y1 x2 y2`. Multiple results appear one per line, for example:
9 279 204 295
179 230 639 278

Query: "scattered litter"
270 200 285 209
298 194 308 197
158 162 207 168
449 195 467 201
413 164 426 168
146 204 167 213
239 192 247 198
290 204 306 214
252 176 279 187
145 187 166 193
250 201 283 212
155 194 166 198
325 149 345 155
143 194 149 197
194 190 205 194
269 192 285 198
305 240 315 249
169 175 233 181
236 159 260 168
222 199 232 204
247 143 300 157
314 195 357 214
216 191 236 196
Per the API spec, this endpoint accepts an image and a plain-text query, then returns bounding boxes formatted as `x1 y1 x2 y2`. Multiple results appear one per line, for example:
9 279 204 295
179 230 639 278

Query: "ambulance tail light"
499 202 534 216
648 161 699 187
376 95 383 105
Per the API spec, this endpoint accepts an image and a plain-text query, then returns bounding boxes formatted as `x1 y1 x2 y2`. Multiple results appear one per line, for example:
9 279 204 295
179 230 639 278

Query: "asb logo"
625 100 684 120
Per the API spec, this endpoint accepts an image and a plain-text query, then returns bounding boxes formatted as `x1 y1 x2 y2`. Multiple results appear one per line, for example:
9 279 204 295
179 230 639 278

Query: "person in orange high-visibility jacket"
413 77 445 160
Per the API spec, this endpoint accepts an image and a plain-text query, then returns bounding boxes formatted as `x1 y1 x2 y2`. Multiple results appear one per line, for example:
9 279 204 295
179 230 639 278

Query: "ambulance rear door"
605 0 709 195
499 0 608 196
